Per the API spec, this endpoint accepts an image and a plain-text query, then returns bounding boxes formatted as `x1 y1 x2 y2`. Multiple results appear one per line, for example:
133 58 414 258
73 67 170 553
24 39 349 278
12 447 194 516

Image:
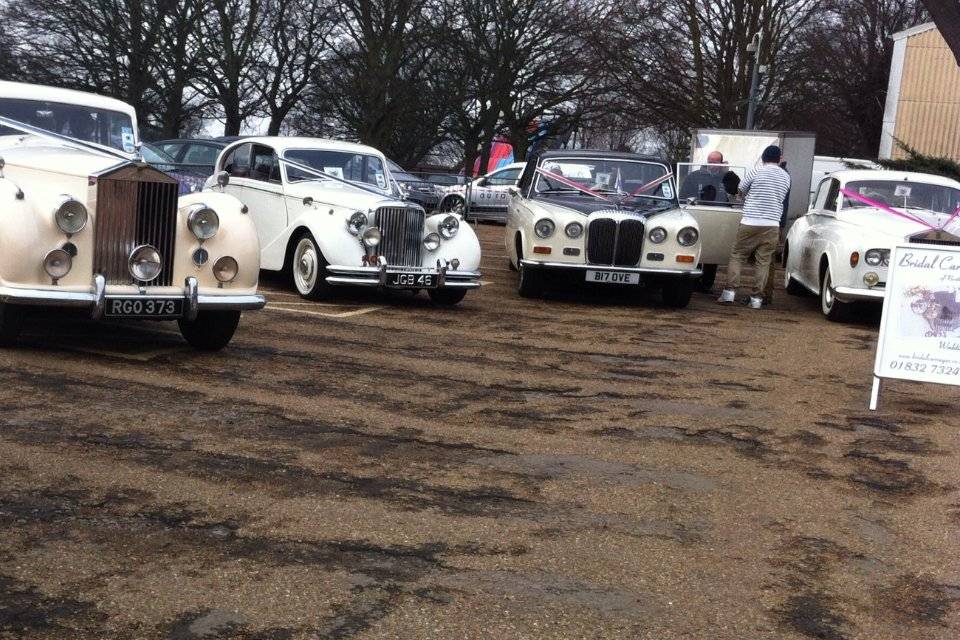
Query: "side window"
223 143 251 178
251 144 281 183
183 144 221 165
487 168 522 186
813 179 830 210
158 143 185 159
824 179 841 212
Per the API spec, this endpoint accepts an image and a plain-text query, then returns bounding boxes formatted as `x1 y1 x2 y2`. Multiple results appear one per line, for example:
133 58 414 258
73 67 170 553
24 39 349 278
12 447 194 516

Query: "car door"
472 167 522 210
243 144 289 251
800 178 839 286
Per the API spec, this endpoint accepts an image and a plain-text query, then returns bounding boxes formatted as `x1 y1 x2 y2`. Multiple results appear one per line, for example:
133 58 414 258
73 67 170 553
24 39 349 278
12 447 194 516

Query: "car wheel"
291 232 334 300
820 269 850 321
428 288 467 305
0 302 24 346
697 264 717 291
442 196 465 215
178 310 241 351
662 281 694 308
517 262 542 298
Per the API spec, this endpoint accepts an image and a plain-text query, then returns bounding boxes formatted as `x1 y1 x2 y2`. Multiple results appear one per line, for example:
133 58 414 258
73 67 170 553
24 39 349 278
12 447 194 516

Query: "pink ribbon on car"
631 172 674 196
838 187 937 229
535 167 612 201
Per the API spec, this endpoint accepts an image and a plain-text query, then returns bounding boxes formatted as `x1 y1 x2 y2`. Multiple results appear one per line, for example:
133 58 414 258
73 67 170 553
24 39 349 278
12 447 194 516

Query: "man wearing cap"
718 145 791 309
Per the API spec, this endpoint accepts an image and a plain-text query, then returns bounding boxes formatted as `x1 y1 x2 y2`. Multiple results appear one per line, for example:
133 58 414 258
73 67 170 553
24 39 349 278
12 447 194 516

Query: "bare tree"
194 0 264 135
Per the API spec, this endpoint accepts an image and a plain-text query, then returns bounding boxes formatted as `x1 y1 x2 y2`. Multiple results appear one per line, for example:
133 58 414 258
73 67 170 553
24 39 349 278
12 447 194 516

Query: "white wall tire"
820 268 850 322
291 233 334 300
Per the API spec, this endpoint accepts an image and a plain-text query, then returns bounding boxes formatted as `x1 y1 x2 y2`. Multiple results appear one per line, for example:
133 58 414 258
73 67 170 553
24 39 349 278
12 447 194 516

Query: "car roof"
155 138 227 147
223 136 385 156
536 149 669 164
0 81 136 120
829 169 960 188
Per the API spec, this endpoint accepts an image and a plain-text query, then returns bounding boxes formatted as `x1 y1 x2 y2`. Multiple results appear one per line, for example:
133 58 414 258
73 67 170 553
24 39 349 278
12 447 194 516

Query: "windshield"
141 143 175 164
534 157 674 200
0 97 136 152
842 180 960 214
284 149 388 190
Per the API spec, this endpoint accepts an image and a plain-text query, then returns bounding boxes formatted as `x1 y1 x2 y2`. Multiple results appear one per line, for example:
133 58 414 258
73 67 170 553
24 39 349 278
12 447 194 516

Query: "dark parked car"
154 138 228 174
386 159 440 210
141 143 209 195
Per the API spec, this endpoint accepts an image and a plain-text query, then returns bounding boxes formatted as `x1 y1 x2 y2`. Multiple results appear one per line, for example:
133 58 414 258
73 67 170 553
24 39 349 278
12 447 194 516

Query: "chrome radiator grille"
93 167 179 286
376 206 424 266
587 217 644 266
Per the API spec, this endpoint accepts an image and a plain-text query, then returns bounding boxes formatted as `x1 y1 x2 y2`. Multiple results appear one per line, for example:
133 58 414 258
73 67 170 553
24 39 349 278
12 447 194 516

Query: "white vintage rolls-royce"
207 137 481 305
438 162 525 223
784 169 960 320
0 81 264 349
505 151 702 307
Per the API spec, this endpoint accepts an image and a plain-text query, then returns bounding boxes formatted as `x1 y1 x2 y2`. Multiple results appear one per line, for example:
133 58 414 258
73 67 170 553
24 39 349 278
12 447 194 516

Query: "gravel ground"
1 223 958 640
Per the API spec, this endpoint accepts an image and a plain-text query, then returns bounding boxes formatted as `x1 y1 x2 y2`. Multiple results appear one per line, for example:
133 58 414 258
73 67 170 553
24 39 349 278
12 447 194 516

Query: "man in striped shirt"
718 145 791 309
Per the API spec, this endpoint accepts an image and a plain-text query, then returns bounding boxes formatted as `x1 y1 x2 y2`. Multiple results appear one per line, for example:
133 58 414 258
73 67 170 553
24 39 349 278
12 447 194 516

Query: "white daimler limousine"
207 137 482 305
505 151 702 307
0 81 264 349
784 169 960 320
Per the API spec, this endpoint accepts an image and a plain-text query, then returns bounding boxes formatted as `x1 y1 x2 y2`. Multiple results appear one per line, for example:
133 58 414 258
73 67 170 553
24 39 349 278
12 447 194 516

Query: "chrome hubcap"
294 239 318 293
822 274 833 310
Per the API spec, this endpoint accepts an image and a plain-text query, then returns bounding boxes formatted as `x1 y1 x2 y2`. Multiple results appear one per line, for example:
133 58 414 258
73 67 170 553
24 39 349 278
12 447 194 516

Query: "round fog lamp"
54 197 88 234
361 226 381 248
128 245 162 282
192 247 209 266
188 205 219 240
863 272 880 286
423 232 441 252
213 256 239 283
565 222 583 239
439 215 459 239
677 226 699 247
648 227 667 244
43 248 72 280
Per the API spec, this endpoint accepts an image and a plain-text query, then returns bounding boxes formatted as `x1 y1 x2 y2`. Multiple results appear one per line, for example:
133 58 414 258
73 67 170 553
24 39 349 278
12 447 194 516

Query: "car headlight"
864 248 889 267
648 227 667 244
361 226 381 248
677 226 699 246
43 248 72 279
439 215 459 239
187 205 219 240
128 245 162 282
213 256 238 283
348 211 367 235
423 232 441 251
565 222 583 239
534 218 555 238
53 196 88 235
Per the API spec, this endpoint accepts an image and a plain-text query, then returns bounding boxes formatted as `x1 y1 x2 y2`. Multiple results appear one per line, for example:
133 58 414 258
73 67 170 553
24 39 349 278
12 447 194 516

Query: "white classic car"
207 137 481 305
505 151 702 307
784 169 960 320
0 81 264 349
438 162 525 222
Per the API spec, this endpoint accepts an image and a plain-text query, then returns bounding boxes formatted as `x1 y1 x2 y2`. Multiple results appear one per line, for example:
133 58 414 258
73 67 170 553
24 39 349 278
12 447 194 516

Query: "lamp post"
745 31 762 130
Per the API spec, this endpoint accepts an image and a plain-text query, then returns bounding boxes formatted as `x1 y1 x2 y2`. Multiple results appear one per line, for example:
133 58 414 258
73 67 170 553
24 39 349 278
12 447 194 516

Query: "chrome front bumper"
520 260 702 278
0 275 266 320
833 285 886 302
326 259 481 289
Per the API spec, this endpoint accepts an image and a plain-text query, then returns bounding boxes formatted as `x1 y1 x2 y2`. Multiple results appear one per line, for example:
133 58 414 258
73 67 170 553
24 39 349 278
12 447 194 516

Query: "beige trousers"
725 224 780 298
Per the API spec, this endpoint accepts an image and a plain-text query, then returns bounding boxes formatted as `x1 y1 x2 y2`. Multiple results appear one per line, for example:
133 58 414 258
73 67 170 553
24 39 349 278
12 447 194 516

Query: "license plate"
586 270 641 285
104 297 184 318
386 272 437 288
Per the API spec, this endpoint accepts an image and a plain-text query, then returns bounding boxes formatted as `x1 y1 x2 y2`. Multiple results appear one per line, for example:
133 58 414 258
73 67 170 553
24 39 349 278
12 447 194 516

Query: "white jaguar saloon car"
207 137 482 305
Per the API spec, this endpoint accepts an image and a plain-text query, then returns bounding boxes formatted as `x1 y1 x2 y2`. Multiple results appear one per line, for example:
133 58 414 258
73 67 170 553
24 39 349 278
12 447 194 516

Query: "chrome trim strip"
196 294 266 310
519 259 701 277
0 283 264 313
323 262 481 289
833 286 885 301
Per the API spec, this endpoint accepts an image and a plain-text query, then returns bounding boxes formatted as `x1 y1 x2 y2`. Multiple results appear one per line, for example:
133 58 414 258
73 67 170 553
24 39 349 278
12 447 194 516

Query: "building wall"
892 28 960 160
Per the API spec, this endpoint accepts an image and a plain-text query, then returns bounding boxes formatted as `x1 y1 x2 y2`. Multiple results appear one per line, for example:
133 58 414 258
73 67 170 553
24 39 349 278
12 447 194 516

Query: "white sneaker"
748 296 763 309
718 289 736 303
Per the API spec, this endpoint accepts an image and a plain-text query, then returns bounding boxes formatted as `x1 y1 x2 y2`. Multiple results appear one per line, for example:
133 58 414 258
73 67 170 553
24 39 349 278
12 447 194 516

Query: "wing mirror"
507 186 519 196
686 196 696 205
